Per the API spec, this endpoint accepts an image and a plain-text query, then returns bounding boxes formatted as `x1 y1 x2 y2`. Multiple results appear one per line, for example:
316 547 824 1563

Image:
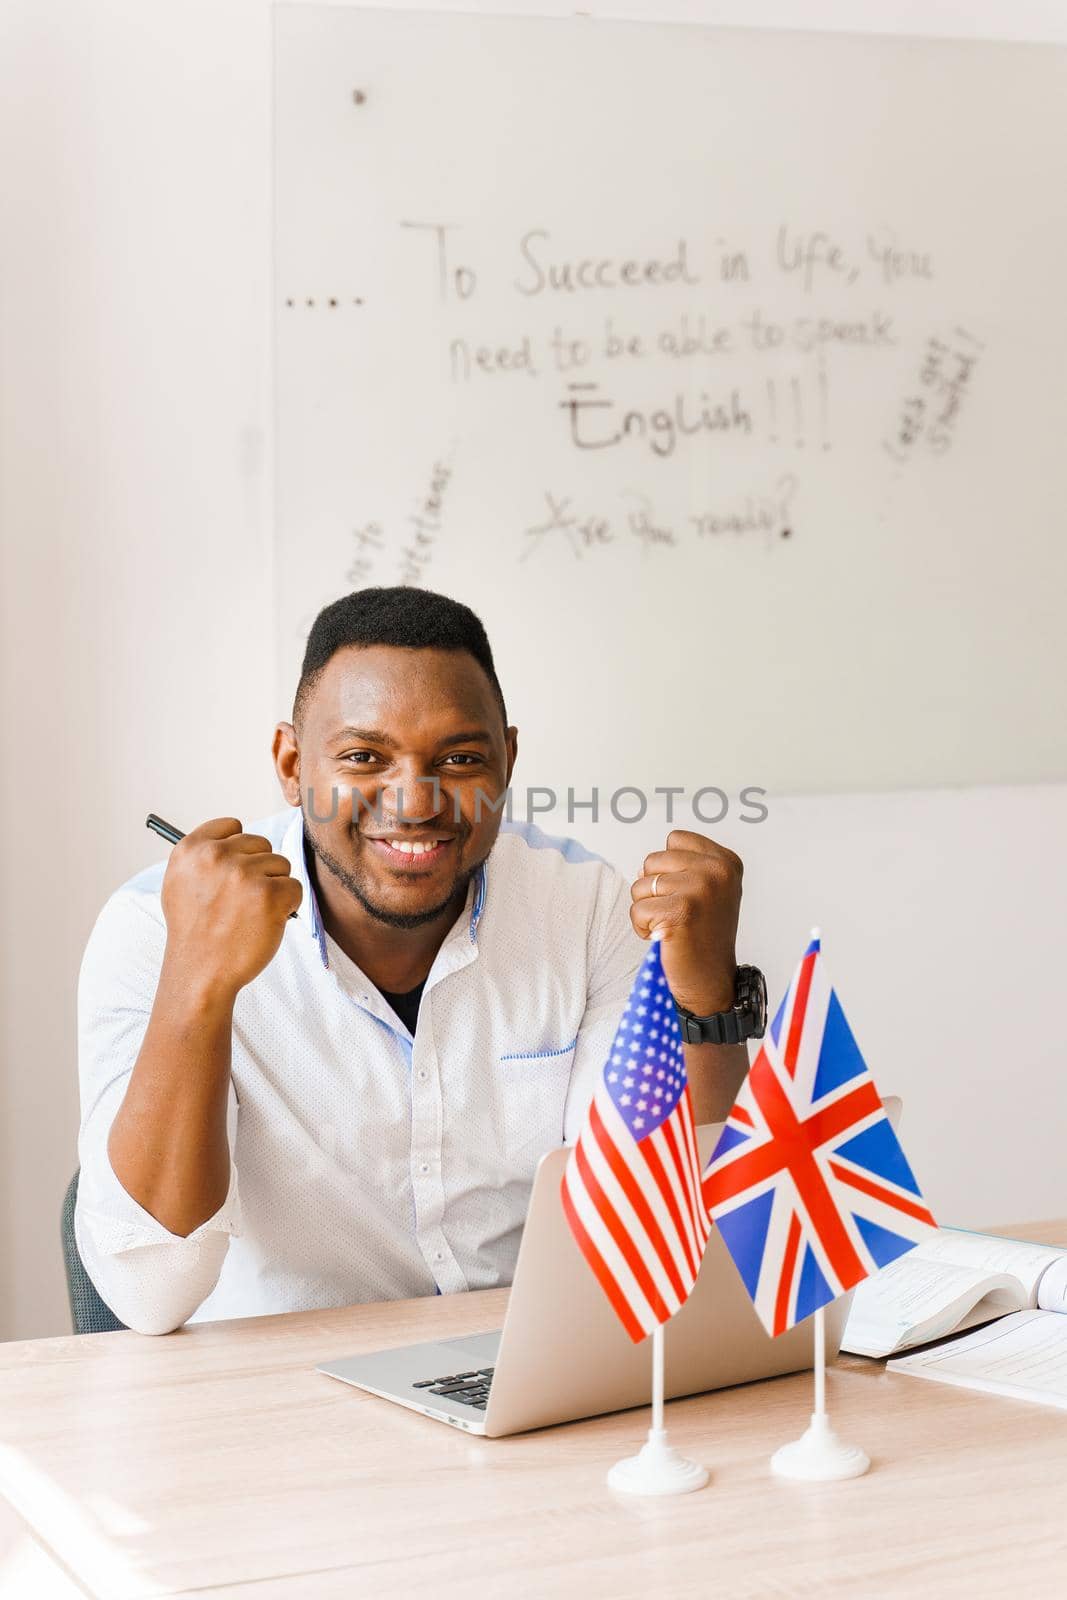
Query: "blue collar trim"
293 828 329 967
469 861 487 943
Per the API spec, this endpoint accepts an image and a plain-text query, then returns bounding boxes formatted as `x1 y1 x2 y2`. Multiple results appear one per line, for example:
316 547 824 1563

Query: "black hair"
292 586 508 730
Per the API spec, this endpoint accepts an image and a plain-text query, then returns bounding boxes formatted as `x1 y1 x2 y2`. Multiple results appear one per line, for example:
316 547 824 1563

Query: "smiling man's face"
278 644 517 930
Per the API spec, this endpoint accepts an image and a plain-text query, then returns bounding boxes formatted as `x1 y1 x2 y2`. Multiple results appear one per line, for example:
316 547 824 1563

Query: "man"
76 587 752 1335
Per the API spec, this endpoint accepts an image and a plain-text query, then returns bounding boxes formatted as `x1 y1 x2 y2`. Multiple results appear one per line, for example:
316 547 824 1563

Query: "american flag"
560 933 712 1343
702 935 937 1338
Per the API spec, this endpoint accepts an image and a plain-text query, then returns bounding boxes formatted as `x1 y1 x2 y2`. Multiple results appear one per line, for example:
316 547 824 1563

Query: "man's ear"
273 721 301 806
504 725 519 788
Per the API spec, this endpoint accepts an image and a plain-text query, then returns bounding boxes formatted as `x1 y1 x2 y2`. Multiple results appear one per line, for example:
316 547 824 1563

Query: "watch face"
738 966 768 1039
753 970 768 1036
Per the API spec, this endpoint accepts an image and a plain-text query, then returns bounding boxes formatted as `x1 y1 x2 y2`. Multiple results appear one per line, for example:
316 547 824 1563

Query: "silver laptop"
316 1114 898 1437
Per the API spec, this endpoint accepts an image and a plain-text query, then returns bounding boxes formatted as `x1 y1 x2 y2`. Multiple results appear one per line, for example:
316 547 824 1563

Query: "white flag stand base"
608 1427 710 1496
770 1303 870 1483
770 1412 870 1482
607 1325 709 1497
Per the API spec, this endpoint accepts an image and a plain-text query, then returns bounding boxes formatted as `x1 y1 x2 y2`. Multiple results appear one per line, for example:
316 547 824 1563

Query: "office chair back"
62 1170 127 1334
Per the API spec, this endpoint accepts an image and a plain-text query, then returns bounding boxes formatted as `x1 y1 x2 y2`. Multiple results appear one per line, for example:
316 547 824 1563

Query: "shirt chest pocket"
497 1039 578 1166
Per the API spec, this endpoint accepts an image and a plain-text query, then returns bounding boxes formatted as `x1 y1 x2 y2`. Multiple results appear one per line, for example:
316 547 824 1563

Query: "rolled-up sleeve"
563 868 645 1143
74 887 241 1335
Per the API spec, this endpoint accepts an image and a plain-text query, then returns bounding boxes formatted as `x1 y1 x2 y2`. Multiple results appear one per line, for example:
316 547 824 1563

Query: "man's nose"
379 765 444 824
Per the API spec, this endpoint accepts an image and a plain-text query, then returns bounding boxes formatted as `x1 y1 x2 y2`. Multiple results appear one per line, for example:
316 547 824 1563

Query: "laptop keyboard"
411 1367 495 1410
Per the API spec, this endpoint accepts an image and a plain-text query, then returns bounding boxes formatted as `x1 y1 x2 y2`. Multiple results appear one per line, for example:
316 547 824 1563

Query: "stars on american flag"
601 944 687 1140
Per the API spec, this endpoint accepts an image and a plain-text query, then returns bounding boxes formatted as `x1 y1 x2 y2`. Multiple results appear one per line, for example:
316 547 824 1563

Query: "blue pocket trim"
499 1037 578 1063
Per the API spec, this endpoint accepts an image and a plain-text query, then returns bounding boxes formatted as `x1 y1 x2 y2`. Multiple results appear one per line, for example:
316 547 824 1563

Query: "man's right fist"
160 818 303 1000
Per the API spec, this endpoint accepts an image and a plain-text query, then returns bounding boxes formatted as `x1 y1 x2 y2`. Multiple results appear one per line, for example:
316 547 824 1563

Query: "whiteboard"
273 7 1067 796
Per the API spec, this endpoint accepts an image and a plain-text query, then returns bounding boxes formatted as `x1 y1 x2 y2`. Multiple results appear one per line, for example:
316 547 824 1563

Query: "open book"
840 1227 1067 1359
887 1310 1067 1410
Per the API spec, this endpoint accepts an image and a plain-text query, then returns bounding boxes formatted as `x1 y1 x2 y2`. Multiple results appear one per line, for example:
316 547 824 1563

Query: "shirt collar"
469 858 487 942
281 808 488 966
282 808 329 965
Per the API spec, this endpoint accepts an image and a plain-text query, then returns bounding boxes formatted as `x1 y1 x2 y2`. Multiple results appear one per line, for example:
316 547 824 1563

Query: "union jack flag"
561 933 713 1343
702 934 936 1337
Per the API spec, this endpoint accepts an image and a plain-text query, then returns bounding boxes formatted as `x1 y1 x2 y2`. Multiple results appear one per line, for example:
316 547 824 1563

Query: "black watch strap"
676 1007 741 1046
675 966 768 1046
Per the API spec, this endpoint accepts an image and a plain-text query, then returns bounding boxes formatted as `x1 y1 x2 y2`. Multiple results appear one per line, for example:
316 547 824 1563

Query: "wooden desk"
1 1220 1065 1600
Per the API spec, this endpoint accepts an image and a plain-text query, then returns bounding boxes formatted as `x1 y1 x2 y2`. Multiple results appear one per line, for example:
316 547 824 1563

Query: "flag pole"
770 929 870 1482
651 1323 665 1432
770 1304 869 1481
814 1304 826 1418
607 1322 709 1497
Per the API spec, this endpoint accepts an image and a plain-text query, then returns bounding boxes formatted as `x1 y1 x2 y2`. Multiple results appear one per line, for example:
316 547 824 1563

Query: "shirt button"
419 1162 429 1173
417 1069 428 1081
435 1251 445 1262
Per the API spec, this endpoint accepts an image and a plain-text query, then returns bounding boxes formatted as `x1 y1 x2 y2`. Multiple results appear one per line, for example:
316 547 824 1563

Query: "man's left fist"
630 829 743 1019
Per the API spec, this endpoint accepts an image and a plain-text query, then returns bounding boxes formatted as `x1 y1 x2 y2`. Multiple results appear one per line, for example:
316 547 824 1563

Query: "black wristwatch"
674 966 768 1046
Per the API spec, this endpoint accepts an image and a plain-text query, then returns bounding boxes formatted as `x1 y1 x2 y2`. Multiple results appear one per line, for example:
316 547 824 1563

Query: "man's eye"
442 753 481 766
341 751 377 764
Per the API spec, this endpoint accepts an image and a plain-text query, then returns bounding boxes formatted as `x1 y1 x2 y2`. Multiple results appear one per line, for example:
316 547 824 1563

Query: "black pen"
146 813 300 918
145 813 184 847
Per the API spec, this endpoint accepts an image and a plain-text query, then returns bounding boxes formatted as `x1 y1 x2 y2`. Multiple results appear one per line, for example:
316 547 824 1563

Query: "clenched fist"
161 818 303 1000
630 829 742 1017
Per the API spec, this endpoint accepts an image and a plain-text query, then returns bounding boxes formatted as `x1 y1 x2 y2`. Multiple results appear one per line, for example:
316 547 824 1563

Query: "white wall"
2 0 1064 1340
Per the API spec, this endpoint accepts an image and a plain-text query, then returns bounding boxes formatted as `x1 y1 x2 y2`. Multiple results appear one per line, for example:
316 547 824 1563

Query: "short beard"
304 821 483 931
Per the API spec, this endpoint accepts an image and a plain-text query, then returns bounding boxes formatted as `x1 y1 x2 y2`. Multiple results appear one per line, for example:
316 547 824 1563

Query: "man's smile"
363 834 457 872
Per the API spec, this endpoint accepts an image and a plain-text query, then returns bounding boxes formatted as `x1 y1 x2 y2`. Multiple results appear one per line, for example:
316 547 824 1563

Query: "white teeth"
386 839 442 854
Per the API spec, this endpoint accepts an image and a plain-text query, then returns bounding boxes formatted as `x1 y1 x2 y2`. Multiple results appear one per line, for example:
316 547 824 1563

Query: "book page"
1036 1255 1067 1312
888 1310 1067 1410
912 1228 1065 1302
842 1258 1024 1358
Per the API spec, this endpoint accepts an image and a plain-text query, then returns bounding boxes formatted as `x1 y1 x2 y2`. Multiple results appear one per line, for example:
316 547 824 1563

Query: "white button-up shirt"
75 807 645 1334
